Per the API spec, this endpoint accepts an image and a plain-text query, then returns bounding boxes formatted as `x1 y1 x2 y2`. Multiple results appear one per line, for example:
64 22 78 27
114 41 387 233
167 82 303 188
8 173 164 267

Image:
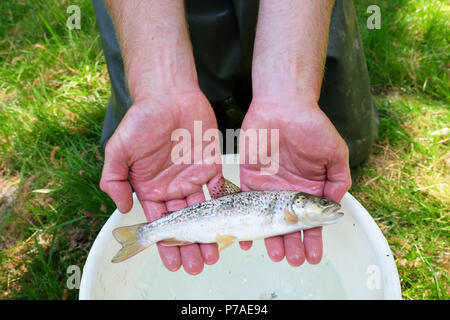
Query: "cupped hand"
100 90 222 275
239 96 351 266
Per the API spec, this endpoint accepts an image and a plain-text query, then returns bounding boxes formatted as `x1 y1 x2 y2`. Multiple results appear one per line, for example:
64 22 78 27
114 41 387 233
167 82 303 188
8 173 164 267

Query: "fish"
111 179 344 263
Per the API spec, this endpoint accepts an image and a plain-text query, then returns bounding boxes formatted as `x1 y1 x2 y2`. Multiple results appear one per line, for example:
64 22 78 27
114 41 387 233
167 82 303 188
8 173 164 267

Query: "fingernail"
269 250 283 262
184 261 203 275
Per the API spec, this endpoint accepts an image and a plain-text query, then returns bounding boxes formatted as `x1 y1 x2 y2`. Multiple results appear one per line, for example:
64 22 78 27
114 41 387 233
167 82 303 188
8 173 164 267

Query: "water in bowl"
130 240 347 300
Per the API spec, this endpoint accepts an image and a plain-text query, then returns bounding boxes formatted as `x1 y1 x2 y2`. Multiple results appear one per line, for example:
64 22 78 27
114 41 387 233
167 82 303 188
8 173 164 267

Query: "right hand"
100 89 223 275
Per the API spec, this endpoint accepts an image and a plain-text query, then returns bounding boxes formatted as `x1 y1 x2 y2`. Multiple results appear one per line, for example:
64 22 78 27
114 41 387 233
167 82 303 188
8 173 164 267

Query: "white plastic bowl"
79 154 401 299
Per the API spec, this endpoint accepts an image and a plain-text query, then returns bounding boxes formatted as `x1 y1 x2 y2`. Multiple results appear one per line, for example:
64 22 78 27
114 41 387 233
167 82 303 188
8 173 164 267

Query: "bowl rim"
79 154 402 300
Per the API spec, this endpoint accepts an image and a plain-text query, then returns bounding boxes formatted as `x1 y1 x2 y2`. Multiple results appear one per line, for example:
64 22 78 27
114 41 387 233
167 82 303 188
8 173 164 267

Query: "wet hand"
100 90 222 275
239 97 351 266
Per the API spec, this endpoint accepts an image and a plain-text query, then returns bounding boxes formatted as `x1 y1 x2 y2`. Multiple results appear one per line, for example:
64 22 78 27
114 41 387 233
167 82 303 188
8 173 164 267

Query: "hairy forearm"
252 0 335 103
104 0 198 101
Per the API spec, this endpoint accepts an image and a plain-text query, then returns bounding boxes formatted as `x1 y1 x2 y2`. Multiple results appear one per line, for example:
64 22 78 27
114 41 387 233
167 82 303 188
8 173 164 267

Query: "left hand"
238 95 351 266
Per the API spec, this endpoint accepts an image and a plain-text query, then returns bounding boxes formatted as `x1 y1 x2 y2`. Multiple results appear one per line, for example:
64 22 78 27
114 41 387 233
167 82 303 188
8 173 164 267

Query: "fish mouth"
323 203 342 214
322 205 344 224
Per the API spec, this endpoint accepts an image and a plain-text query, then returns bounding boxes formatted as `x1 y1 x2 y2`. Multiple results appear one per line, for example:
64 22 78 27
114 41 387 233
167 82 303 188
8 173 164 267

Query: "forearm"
252 0 335 103
104 0 198 101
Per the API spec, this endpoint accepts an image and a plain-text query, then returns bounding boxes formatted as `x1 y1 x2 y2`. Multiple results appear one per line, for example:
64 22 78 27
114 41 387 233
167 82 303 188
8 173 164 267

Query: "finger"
140 200 167 222
239 181 252 192
239 241 253 250
156 244 182 272
283 231 306 266
264 236 285 262
323 148 352 202
140 200 182 271
165 199 188 212
180 244 204 275
100 143 133 213
303 227 323 265
186 191 220 265
199 243 219 265
185 192 207 206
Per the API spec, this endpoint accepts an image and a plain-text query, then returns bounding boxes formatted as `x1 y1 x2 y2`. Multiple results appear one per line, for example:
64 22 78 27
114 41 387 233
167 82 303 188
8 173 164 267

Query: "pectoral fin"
159 238 194 246
216 234 236 252
284 208 298 224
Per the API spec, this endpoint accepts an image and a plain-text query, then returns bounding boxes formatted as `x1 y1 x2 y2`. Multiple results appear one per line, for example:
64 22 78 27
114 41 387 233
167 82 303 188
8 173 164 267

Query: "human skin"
100 0 222 275
100 0 351 274
239 0 351 266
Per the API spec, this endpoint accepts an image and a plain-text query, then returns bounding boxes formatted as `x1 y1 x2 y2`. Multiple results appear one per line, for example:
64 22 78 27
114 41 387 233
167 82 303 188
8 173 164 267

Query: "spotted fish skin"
210 176 242 198
137 190 299 245
111 185 344 263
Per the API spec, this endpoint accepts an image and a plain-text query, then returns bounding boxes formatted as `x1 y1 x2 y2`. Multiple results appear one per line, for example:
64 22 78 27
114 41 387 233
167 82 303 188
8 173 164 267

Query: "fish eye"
319 198 328 206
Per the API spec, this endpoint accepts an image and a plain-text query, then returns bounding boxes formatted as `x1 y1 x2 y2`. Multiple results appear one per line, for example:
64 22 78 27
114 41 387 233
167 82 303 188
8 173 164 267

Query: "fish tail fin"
111 223 153 263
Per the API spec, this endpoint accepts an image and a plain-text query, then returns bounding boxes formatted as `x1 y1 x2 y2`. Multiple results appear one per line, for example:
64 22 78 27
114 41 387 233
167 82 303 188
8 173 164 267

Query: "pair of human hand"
100 88 351 275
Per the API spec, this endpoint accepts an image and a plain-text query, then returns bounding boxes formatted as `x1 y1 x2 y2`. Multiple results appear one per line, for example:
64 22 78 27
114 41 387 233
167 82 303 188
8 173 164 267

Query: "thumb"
323 157 352 203
100 143 133 213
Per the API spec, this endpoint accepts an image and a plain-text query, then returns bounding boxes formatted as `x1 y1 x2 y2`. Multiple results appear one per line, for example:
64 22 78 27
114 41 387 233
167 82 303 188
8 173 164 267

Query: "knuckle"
99 178 109 193
346 176 352 189
340 141 350 159
104 143 113 159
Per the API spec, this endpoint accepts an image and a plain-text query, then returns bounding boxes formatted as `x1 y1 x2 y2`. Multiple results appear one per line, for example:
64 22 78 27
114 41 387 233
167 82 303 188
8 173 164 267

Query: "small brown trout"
111 180 343 263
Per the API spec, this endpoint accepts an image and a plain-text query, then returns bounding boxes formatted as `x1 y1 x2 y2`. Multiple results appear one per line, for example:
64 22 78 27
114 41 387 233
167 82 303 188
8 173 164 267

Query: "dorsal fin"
223 178 242 194
210 177 242 199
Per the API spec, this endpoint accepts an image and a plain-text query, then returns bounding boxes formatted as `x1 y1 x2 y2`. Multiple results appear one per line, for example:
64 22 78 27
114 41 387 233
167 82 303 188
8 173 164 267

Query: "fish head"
291 193 344 226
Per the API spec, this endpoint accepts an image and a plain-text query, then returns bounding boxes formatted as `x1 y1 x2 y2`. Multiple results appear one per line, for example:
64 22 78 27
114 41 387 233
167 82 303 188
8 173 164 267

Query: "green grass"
0 0 448 299
355 0 449 102
352 0 449 299
351 93 449 299
0 0 114 299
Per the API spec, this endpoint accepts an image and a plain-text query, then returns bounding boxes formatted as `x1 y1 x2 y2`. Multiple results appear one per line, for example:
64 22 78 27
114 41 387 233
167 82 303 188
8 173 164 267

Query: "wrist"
127 53 199 102
106 0 199 101
252 79 321 111
251 0 334 106
126 31 200 102
252 54 323 105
